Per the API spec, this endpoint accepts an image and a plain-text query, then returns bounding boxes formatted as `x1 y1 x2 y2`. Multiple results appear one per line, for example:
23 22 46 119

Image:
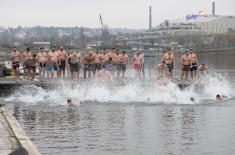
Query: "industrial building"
166 2 235 34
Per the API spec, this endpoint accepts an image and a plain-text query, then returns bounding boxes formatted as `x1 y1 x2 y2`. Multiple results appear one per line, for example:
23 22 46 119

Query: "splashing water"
4 73 233 106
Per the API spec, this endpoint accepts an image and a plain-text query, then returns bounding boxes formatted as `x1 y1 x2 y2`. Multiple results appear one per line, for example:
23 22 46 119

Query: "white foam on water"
4 73 233 106
196 73 233 99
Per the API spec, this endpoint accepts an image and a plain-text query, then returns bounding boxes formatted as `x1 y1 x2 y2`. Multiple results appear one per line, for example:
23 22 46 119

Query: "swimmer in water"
156 75 169 86
216 94 224 100
67 98 83 105
96 69 113 79
67 99 73 105
190 97 195 102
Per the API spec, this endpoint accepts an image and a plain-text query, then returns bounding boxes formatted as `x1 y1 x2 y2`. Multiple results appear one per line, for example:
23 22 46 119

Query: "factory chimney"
149 6 152 30
212 2 215 16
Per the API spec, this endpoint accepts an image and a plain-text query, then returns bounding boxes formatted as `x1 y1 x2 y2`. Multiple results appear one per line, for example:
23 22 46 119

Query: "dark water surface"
5 51 235 155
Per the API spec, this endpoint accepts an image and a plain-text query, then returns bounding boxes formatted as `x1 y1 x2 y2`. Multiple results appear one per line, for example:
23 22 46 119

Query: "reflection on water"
7 102 235 155
5 51 235 155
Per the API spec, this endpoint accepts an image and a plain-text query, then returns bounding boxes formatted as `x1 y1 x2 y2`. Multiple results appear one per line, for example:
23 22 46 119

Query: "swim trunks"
166 63 173 73
28 66 36 73
94 63 102 71
134 64 141 72
116 64 122 71
54 65 58 71
39 62 46 68
83 64 90 71
182 65 190 71
46 66 54 72
190 63 197 71
70 63 79 72
12 61 20 70
120 64 126 72
59 60 66 70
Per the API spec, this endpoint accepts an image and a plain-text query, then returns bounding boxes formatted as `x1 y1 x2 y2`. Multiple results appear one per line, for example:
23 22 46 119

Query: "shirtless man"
115 51 123 78
198 64 208 77
189 48 198 80
83 52 94 78
48 47 59 78
45 55 59 79
57 46 67 78
22 48 32 79
27 54 38 80
155 61 170 79
181 51 192 81
68 51 81 80
10 47 21 81
132 51 142 79
93 50 102 75
37 47 47 79
161 49 175 79
119 51 129 78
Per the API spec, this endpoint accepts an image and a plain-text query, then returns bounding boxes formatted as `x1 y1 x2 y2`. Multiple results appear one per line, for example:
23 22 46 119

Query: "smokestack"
149 6 152 30
212 2 215 16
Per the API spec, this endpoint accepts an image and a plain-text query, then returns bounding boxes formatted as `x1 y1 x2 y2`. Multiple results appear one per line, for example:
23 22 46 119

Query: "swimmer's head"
67 99 72 104
190 97 194 102
216 94 221 100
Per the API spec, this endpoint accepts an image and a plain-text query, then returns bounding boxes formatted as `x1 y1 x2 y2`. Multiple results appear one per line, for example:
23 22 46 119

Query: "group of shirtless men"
157 48 208 82
10 47 143 81
10 46 207 82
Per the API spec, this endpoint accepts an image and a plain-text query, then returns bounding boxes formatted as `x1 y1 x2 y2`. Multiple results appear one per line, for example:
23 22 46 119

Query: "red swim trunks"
134 64 141 72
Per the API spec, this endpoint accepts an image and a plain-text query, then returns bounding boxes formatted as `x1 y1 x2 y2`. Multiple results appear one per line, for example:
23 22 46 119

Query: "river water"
4 51 235 155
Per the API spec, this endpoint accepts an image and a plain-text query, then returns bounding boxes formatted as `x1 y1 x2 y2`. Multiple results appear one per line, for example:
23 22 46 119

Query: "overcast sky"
0 0 234 29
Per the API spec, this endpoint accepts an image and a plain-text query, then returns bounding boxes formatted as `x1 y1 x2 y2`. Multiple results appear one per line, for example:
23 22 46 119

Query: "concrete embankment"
0 102 41 155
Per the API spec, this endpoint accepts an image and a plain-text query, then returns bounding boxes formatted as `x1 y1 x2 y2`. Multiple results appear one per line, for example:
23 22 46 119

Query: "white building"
169 15 235 34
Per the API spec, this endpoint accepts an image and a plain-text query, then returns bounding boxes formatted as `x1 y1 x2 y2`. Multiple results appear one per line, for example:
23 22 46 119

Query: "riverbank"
0 102 41 155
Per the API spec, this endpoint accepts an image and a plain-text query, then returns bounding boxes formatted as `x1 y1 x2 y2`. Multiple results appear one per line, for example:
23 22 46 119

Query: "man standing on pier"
93 50 102 76
10 47 21 81
161 49 175 79
45 55 59 79
57 46 67 78
68 51 80 80
83 52 94 78
132 51 142 79
181 51 192 81
22 48 32 79
48 47 59 78
119 51 129 78
37 47 47 80
189 48 198 80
